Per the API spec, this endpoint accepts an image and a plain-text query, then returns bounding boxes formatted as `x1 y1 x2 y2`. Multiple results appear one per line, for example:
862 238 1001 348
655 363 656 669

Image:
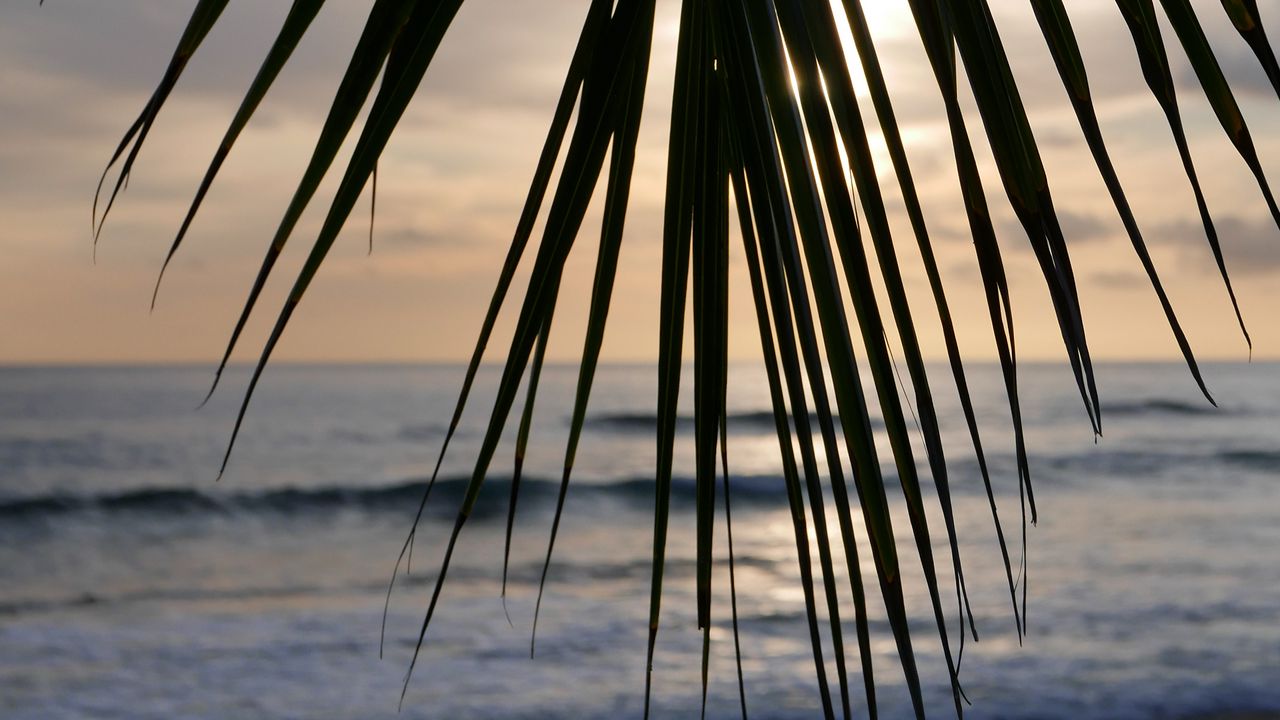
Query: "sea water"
1 362 1278 719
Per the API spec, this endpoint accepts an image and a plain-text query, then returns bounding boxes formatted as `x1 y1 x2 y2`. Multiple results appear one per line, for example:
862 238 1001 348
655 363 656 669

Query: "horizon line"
1 356 1274 369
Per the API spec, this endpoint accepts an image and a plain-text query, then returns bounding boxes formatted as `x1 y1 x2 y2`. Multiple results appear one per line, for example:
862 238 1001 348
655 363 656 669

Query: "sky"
2 0 1279 365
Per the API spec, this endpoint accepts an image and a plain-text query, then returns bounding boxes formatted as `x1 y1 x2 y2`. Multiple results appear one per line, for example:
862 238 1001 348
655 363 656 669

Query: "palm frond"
1222 0 1280 97
96 0 1279 716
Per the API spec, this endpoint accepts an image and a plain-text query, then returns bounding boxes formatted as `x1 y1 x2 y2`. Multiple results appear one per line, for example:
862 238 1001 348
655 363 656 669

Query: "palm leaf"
1159 0 1280 239
1031 0 1223 388
93 0 229 247
95 0 1279 715
646 0 699 713
532 27 650 655
151 0 327 308
1222 0 1280 98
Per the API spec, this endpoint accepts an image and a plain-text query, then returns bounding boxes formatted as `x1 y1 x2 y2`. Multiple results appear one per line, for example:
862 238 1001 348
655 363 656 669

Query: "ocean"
1 361 1277 719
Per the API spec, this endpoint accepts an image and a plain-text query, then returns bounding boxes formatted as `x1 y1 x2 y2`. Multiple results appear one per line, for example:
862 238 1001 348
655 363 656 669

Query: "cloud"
985 209 1115 250
0 2 591 118
1174 35 1280 101
2 1 1278 362
1088 269 1147 289
1153 215 1280 274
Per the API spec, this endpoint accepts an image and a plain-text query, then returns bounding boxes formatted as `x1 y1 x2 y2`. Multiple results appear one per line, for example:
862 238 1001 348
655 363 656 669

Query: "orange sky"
2 0 1279 364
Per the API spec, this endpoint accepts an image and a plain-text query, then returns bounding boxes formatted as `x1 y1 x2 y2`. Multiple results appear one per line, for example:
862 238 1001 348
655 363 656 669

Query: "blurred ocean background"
1 361 1278 719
